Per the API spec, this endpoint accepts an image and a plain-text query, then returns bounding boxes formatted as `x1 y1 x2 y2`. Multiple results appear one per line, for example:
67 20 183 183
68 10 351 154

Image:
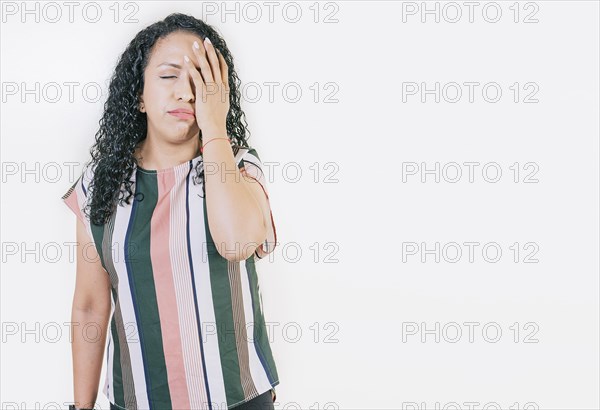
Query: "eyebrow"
157 62 182 69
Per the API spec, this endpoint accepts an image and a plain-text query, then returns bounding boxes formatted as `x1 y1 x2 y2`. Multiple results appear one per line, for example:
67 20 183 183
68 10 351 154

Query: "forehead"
148 31 203 64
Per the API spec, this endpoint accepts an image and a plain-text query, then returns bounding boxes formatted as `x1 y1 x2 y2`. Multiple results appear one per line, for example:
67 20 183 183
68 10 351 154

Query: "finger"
216 50 229 91
193 39 214 84
192 40 208 82
184 55 205 91
203 38 221 86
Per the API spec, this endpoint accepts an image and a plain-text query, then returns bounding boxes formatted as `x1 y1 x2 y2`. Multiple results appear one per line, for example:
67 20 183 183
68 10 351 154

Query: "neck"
134 135 201 171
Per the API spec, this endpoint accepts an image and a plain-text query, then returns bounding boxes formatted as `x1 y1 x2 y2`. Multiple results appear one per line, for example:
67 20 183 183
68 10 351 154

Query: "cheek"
144 85 171 111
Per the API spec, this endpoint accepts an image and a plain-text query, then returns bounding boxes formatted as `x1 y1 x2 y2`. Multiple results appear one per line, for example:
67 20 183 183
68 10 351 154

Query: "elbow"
72 297 111 318
72 284 111 317
217 242 258 262
220 247 256 262
217 221 267 262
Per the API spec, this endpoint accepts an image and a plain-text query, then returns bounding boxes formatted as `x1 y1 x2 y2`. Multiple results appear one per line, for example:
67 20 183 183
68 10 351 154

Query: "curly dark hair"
83 13 251 226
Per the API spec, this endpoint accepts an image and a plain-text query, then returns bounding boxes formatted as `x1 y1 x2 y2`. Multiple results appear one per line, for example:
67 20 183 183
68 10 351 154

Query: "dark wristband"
69 405 94 410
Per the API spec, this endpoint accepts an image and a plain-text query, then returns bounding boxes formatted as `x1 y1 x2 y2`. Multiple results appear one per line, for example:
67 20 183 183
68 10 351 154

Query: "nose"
175 64 195 102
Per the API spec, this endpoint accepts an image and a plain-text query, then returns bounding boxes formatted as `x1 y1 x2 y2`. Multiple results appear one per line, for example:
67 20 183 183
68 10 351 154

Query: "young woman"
63 13 279 410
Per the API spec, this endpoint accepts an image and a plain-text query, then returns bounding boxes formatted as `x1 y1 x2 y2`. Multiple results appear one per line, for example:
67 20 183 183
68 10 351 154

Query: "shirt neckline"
136 153 203 174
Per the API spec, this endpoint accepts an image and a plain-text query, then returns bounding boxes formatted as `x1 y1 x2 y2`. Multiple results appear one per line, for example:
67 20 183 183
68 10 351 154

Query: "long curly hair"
83 13 251 226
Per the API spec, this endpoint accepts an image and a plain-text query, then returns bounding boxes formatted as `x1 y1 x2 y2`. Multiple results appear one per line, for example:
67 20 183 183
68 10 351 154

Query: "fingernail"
204 37 211 45
184 55 190 62
193 41 199 49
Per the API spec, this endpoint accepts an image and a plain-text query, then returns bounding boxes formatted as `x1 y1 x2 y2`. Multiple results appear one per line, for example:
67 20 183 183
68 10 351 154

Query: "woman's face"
139 31 203 144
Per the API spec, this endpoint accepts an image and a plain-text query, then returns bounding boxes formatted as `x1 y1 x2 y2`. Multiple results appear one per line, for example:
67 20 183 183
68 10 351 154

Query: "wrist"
201 125 227 139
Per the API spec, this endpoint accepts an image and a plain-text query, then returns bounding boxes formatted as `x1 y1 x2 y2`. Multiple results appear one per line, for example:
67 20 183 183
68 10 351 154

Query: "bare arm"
71 217 112 408
203 129 268 262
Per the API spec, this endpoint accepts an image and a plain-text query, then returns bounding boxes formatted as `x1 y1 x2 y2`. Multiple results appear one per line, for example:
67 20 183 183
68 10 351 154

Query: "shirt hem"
102 380 280 410
227 380 280 409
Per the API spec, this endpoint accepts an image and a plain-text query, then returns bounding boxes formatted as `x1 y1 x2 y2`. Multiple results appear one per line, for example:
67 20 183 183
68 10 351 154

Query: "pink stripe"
150 171 191 409
63 189 85 226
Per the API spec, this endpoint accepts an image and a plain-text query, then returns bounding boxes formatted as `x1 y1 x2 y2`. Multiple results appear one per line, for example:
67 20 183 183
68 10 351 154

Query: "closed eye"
160 76 177 79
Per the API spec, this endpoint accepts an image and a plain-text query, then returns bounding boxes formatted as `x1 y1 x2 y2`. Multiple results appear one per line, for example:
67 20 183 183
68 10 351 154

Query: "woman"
62 13 279 410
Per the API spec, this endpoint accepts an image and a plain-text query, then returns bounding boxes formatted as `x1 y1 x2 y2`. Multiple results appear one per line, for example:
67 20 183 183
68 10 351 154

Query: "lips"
168 108 195 120
168 109 194 115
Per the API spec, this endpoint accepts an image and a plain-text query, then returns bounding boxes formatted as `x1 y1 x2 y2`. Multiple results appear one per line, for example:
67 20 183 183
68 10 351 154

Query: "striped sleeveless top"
62 146 279 409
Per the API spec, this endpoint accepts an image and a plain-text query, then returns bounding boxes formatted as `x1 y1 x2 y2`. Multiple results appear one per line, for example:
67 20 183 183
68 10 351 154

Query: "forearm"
203 128 265 260
71 306 110 408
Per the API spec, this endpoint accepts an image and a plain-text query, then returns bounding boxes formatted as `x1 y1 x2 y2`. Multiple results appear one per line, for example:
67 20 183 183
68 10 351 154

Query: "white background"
1 1 598 409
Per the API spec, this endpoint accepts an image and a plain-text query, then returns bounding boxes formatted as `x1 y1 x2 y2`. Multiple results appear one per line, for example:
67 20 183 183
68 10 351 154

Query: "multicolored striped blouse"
62 146 279 409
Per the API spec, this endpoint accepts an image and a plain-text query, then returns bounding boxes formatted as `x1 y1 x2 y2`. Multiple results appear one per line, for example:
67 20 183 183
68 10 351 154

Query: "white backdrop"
1 1 598 409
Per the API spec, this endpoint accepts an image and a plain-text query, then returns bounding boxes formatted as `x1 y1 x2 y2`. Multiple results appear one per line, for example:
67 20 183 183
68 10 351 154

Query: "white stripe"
188 168 228 409
103 296 115 403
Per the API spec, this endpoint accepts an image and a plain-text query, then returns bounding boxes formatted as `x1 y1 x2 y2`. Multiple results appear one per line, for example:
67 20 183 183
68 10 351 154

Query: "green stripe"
108 216 137 408
90 221 128 404
127 172 172 408
204 195 245 404
90 223 106 273
246 257 279 383
109 310 125 405
239 147 279 382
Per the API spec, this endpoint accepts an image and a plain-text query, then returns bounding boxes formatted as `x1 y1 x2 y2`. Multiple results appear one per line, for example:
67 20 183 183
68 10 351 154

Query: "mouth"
168 109 195 119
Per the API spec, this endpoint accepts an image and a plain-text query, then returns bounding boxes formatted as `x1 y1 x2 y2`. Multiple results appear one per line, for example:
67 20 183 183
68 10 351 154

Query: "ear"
138 93 145 112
